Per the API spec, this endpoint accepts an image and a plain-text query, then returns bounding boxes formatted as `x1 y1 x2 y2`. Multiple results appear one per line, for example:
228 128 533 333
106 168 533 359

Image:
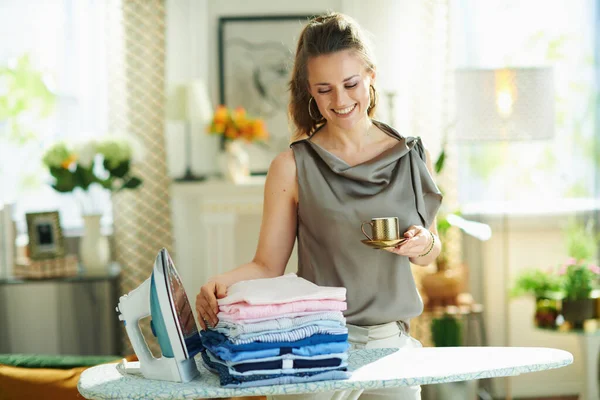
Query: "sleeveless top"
290 120 443 326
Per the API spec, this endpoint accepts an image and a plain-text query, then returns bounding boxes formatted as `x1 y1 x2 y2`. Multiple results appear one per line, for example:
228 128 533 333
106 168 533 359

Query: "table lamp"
454 67 555 400
166 80 213 181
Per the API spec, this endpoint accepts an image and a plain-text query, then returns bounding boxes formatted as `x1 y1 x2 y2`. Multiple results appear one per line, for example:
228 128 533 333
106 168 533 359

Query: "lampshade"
166 80 213 123
454 67 555 142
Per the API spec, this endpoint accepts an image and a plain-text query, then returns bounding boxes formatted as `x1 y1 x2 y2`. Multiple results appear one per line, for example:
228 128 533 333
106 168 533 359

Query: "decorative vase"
421 264 464 308
534 297 559 328
561 298 596 329
80 214 110 274
223 140 250 183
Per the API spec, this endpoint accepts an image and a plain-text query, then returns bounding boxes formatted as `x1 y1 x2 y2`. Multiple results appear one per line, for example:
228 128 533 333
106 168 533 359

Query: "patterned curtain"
107 0 172 356
595 0 600 266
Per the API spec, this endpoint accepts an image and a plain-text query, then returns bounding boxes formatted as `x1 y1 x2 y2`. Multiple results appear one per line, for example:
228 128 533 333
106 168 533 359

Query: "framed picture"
218 14 317 173
26 211 65 260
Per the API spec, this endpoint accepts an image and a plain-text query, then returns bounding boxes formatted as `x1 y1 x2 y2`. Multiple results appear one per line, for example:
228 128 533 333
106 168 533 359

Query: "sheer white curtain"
0 0 110 233
452 0 598 211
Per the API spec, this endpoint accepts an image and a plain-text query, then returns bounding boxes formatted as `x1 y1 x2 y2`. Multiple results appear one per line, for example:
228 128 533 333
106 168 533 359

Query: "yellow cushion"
0 355 137 400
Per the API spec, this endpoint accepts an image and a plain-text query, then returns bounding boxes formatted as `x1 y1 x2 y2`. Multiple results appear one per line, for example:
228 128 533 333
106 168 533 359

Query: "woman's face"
307 49 374 131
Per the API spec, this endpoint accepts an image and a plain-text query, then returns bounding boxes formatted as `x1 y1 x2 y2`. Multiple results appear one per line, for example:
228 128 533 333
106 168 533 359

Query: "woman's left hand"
384 225 432 257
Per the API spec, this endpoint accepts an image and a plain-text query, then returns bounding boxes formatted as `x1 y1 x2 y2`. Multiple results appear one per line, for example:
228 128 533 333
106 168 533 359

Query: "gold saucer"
361 238 407 249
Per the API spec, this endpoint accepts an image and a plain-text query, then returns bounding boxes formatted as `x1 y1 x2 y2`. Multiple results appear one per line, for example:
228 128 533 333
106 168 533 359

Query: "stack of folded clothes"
200 273 351 388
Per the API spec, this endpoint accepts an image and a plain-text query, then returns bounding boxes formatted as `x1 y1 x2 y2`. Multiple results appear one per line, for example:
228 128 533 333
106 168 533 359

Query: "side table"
0 264 122 355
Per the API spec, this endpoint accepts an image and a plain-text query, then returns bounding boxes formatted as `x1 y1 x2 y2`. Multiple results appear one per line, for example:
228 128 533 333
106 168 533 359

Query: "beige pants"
267 321 422 400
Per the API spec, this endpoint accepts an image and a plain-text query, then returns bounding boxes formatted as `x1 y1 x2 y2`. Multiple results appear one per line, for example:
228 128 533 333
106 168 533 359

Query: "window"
452 0 598 213
0 0 111 234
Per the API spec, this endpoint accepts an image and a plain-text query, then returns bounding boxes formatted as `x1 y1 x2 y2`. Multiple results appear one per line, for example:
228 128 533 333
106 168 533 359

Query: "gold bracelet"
418 230 435 257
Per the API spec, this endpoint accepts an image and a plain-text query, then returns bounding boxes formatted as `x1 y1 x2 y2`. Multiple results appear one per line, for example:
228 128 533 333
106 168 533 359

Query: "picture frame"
26 211 66 260
218 14 317 173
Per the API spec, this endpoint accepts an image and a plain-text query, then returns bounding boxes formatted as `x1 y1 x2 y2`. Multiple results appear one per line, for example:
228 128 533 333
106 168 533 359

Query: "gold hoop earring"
368 85 377 113
308 97 323 121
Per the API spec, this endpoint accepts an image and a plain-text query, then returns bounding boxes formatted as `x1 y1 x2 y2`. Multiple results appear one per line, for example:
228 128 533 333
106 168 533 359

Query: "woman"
196 12 442 399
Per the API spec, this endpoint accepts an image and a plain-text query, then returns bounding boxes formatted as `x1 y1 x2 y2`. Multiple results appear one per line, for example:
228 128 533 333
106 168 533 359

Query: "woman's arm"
211 149 298 285
195 149 298 328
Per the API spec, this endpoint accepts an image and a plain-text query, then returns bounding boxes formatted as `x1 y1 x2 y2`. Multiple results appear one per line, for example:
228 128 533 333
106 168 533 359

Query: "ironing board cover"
78 346 572 399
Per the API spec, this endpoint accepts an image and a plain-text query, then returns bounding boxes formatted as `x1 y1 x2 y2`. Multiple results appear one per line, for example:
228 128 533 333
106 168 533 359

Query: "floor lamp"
454 67 555 400
166 80 213 182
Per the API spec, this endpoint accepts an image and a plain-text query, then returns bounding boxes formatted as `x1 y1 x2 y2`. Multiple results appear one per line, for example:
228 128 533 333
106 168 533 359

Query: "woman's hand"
195 281 228 330
384 225 433 258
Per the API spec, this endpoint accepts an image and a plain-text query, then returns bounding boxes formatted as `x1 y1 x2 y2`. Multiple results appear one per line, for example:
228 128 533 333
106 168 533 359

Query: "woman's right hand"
195 281 228 330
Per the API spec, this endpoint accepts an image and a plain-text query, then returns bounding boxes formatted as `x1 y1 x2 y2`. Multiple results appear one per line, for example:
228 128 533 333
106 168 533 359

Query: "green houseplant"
511 267 563 327
559 219 600 328
42 137 143 273
42 139 142 195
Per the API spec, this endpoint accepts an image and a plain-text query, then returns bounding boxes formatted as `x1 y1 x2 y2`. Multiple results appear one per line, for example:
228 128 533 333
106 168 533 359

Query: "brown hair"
289 12 378 139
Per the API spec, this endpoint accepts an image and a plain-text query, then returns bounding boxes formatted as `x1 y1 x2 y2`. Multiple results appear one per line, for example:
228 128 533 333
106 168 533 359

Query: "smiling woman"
196 12 443 400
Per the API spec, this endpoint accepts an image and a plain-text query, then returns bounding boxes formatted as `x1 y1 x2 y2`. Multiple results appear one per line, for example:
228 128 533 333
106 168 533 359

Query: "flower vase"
80 214 110 274
223 141 250 183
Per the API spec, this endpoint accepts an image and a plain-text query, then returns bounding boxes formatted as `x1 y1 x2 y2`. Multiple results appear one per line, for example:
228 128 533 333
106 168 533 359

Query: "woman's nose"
332 89 350 106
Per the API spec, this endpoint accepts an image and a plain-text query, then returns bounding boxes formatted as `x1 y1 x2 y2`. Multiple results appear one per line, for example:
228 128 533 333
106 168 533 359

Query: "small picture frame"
26 211 65 260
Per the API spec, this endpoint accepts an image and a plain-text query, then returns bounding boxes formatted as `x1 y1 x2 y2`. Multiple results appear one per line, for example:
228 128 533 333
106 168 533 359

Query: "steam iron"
116 248 202 382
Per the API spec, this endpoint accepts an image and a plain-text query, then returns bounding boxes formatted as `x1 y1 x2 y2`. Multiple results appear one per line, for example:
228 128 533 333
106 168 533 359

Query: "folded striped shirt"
203 349 348 376
205 348 349 373
201 330 348 352
226 325 348 345
215 311 346 337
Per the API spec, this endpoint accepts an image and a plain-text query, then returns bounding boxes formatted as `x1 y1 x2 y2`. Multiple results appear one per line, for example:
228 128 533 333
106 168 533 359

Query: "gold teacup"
361 217 400 241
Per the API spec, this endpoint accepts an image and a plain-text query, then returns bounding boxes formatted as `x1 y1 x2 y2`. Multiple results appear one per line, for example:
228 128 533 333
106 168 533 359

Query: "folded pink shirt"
217 273 346 306
218 299 347 321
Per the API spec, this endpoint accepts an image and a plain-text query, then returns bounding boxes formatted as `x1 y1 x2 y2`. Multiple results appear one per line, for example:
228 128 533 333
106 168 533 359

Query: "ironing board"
78 346 572 399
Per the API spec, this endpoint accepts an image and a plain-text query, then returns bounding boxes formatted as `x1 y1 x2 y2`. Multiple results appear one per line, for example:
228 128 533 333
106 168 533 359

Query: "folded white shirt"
218 273 346 306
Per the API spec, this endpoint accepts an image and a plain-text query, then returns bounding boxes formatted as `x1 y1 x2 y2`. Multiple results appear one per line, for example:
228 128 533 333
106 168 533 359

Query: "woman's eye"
318 89 331 94
345 83 358 89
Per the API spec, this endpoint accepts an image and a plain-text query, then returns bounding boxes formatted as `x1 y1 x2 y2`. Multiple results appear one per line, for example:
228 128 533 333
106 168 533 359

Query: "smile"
332 104 357 115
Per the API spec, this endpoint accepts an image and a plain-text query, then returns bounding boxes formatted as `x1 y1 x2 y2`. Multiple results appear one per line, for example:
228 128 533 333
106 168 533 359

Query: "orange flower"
233 107 247 120
207 106 268 143
252 120 268 140
213 105 229 124
213 122 226 134
225 125 239 140
61 154 77 169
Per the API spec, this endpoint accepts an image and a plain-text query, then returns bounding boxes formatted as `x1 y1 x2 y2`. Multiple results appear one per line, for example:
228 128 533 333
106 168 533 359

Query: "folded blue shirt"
201 329 348 352
207 341 350 362
205 349 348 373
201 350 350 388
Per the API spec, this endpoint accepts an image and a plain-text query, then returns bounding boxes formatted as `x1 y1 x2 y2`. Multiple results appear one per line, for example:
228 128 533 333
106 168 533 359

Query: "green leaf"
98 177 114 190
121 177 142 190
434 149 446 174
104 160 129 178
74 165 97 190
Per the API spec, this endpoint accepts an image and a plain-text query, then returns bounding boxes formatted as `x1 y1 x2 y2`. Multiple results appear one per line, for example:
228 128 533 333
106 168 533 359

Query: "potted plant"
559 258 600 328
558 219 600 328
41 137 143 273
511 267 563 327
